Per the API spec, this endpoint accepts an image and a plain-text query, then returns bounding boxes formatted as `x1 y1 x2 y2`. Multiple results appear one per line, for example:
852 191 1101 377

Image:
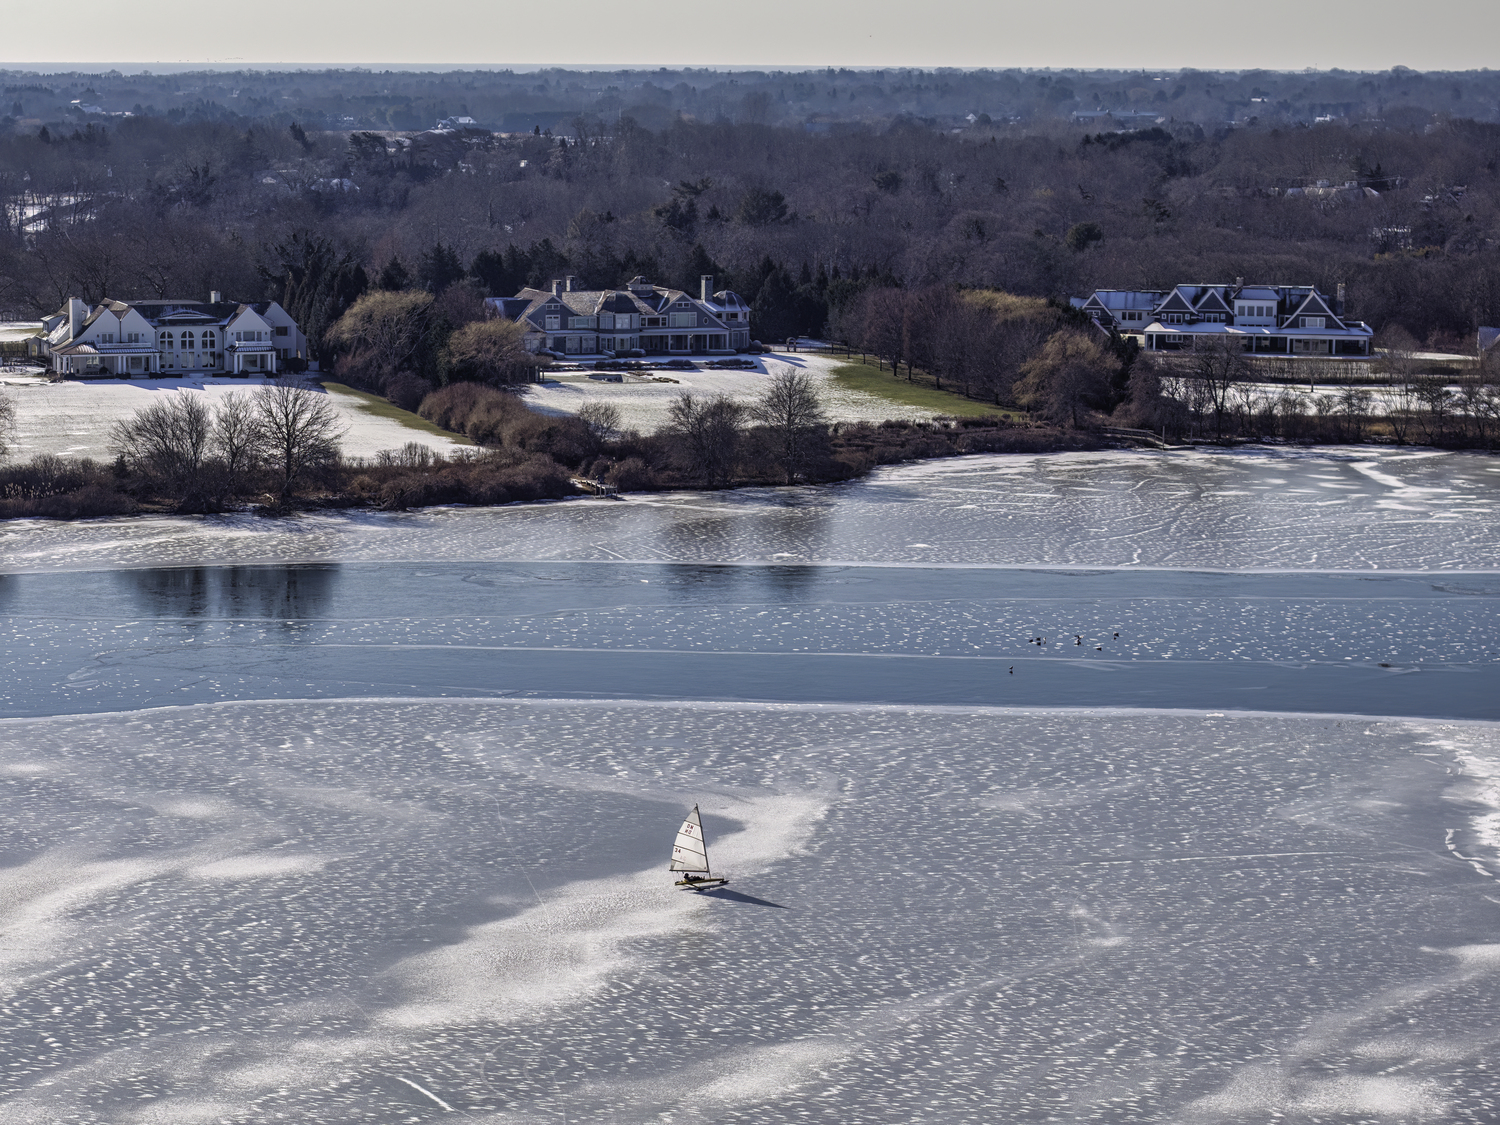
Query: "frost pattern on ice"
1 699 1498 1122
4 446 1499 574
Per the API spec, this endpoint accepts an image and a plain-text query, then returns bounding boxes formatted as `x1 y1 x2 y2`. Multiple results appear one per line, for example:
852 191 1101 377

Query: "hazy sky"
3 0 1498 72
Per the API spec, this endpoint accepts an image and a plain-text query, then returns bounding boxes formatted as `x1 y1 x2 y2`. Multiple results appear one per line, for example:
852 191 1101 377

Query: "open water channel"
1 445 1498 1122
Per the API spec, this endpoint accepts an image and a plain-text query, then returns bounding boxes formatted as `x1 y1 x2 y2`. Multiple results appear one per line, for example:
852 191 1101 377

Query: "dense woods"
4 66 1500 361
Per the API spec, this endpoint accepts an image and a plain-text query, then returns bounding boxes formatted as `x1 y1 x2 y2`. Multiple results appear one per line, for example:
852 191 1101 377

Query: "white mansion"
1072 282 1373 357
36 294 307 377
485 275 751 357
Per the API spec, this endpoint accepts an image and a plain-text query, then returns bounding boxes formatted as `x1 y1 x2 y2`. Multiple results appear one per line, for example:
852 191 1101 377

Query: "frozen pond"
2 446 1500 1122
3 446 1498 574
1 561 1497 720
3 702 1500 1123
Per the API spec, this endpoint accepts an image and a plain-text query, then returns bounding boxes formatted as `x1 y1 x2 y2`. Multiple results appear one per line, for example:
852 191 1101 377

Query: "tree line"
4 108 1500 355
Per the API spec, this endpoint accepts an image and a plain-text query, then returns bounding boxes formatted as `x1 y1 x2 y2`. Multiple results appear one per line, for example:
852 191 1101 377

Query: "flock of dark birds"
1012 631 1121 672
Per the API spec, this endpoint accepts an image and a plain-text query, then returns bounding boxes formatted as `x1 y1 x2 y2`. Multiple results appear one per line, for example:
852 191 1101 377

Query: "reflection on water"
119 565 337 622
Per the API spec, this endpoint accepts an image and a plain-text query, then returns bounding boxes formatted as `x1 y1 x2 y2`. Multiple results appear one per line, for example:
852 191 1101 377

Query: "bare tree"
664 392 745 487
751 367 828 483
1415 377 1453 445
0 389 14 462
1378 379 1419 444
446 319 546 385
1014 329 1117 428
577 401 622 441
326 290 434 388
255 381 345 500
214 391 262 476
110 393 214 492
1190 335 1247 439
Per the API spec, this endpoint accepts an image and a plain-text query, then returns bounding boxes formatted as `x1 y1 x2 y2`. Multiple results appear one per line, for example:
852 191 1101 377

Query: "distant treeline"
5 65 1500 134
4 106 1500 355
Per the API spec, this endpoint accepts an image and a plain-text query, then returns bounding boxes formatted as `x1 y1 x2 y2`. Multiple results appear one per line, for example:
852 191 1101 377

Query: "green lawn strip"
827 362 1020 421
316 381 473 445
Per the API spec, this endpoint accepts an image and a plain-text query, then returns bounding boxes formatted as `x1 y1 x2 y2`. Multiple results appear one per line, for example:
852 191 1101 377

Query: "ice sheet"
1 699 1498 1122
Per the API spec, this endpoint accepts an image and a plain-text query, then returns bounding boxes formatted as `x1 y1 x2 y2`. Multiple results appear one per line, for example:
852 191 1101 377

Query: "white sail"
670 805 711 873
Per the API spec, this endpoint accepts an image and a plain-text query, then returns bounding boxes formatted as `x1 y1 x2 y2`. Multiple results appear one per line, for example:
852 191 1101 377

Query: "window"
202 333 215 348
1301 316 1325 329
569 316 595 330
599 314 615 330
183 332 195 347
160 332 174 346
274 326 288 336
545 315 560 330
1120 311 1142 322
669 311 696 328
1165 312 1183 325
615 314 633 330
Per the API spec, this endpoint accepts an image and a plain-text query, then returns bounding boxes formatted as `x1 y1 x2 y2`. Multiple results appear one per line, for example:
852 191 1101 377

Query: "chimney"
68 298 87 339
1335 282 1346 316
564 275 577 292
551 279 561 295
210 289 222 304
701 274 713 301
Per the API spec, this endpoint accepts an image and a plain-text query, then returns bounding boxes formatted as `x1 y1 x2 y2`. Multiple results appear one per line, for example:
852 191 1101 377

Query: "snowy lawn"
523 351 944 433
0 373 468 462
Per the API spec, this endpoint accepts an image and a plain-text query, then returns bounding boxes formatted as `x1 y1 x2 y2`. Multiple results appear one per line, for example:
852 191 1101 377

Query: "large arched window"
182 331 195 348
201 331 216 348
159 331 174 347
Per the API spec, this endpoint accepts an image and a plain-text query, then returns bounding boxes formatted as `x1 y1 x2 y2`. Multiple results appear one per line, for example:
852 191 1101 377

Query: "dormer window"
1301 316 1325 329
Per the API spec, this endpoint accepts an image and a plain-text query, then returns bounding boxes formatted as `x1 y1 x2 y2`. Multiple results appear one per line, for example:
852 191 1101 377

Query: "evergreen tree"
377 257 411 292
416 243 465 294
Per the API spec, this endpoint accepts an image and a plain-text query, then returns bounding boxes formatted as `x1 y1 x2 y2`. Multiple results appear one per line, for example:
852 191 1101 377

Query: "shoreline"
7 429 1495 525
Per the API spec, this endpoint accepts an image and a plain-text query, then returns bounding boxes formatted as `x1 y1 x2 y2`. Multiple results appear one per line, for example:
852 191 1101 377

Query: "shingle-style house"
1072 282 1373 357
485 275 751 358
36 294 306 377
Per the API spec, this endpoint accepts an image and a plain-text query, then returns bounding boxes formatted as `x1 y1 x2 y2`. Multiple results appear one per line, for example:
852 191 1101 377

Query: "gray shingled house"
484 275 751 358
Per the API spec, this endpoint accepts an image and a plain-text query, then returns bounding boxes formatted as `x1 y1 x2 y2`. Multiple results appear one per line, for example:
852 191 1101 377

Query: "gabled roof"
79 299 132 331
1156 289 1196 314
1285 289 1341 327
1195 288 1232 314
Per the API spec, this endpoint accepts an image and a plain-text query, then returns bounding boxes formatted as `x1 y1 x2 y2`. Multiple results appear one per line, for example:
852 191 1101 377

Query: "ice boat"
670 805 728 890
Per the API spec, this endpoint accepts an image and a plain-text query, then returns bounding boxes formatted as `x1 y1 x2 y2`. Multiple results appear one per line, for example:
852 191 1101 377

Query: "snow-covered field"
524 351 939 432
0 352 923 466
0 373 467 462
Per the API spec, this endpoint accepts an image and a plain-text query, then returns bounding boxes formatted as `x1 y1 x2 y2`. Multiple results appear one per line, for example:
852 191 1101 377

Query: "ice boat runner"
670 805 728 889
